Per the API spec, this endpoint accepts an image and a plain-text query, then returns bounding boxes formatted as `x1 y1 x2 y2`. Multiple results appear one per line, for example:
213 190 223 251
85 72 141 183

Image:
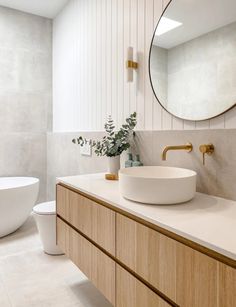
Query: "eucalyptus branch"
72 112 137 157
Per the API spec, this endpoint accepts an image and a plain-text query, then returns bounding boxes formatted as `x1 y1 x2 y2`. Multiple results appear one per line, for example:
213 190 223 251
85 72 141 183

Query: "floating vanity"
56 173 236 307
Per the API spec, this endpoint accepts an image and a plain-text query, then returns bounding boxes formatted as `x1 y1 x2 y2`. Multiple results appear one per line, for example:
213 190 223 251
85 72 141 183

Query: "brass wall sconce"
199 144 214 165
126 60 138 69
126 47 138 82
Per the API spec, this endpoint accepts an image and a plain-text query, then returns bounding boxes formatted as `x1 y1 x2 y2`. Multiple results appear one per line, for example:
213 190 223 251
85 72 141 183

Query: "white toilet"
33 201 64 255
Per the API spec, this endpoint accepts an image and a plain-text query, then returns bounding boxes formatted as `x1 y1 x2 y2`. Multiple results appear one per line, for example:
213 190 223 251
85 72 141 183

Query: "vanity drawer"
116 264 171 307
116 213 177 302
218 263 236 307
56 184 115 255
116 213 220 307
57 217 116 305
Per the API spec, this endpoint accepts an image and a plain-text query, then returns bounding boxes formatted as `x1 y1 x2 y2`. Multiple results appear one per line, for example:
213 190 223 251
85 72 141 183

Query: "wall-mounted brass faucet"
162 143 193 161
199 144 214 165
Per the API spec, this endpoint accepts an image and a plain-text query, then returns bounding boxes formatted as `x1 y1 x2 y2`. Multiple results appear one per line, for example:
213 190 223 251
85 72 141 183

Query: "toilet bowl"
33 201 64 255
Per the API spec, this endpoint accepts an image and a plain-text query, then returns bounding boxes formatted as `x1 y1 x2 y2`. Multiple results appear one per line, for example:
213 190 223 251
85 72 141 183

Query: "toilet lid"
33 201 56 215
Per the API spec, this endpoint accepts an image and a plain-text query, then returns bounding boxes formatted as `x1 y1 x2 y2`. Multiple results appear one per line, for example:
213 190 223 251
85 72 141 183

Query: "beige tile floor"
0 216 112 307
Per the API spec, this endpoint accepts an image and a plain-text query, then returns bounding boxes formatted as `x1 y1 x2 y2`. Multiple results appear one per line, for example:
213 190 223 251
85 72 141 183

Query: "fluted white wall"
53 0 236 132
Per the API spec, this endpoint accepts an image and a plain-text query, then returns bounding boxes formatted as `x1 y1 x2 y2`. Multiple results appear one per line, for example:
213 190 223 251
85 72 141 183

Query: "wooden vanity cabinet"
57 217 116 305
116 213 222 307
116 213 177 302
56 184 236 307
57 184 115 255
218 263 236 306
116 265 170 307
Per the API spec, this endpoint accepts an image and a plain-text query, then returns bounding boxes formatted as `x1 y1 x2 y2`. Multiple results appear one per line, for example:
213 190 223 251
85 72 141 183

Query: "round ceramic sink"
119 166 197 205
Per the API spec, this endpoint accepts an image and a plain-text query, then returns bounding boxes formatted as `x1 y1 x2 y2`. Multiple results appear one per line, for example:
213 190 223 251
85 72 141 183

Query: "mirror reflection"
150 0 236 121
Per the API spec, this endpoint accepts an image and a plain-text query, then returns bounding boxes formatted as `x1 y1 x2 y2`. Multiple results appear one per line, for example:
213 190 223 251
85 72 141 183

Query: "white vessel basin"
119 166 197 205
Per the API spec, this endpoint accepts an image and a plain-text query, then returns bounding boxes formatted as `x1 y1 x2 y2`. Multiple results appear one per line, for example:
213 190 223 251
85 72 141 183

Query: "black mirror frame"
148 0 236 122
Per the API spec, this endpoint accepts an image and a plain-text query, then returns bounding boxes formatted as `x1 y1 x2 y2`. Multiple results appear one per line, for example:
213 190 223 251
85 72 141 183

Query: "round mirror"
149 0 236 121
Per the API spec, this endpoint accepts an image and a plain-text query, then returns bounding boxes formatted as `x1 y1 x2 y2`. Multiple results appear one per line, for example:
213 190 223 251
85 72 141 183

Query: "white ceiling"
0 0 69 18
154 0 236 49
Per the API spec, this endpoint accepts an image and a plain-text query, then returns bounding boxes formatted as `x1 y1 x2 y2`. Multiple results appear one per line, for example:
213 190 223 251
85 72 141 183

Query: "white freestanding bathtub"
0 177 39 237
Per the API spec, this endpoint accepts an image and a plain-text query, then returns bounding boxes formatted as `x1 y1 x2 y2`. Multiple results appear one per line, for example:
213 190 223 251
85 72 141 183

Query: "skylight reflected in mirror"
156 17 182 36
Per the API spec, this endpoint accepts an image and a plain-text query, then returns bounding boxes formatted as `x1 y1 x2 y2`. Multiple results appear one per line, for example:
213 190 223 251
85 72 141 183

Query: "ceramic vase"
107 156 120 175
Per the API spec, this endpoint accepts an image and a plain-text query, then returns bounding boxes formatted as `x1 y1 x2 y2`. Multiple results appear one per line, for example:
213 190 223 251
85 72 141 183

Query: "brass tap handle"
199 144 214 165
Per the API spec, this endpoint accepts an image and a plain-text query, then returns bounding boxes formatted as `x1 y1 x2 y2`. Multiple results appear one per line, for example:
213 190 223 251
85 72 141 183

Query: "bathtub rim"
0 177 39 190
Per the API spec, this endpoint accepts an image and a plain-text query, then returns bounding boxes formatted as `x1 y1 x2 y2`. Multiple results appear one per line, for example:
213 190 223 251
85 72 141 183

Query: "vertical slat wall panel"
136 0 145 130
77 0 82 130
144 0 154 130
130 0 138 115
152 0 163 130
84 0 89 130
81 0 87 130
74 0 79 130
101 0 107 127
111 0 118 127
172 117 184 130
53 0 235 132
117 0 124 128
184 120 196 130
91 0 97 131
210 115 225 129
123 0 131 120
106 0 112 118
225 109 236 128
160 0 173 131
96 0 102 130
87 0 92 130
196 121 210 130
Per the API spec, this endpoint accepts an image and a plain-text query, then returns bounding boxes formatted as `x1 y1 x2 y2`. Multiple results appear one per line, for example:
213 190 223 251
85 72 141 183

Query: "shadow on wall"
46 132 107 200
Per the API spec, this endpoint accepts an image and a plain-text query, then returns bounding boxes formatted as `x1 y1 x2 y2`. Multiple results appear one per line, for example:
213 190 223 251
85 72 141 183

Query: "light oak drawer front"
57 218 116 306
116 213 225 307
57 184 115 255
116 213 177 302
116 264 171 307
218 263 236 307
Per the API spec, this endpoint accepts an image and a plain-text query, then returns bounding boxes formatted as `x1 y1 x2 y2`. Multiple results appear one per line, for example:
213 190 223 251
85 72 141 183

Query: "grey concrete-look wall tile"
0 93 50 133
46 129 236 201
0 133 47 202
0 7 52 202
0 49 17 91
17 51 52 92
151 129 236 201
132 131 154 166
46 132 107 200
0 6 52 53
0 280 11 307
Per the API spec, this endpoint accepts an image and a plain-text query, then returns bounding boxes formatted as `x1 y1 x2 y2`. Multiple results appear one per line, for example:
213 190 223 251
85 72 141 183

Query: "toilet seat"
33 201 55 215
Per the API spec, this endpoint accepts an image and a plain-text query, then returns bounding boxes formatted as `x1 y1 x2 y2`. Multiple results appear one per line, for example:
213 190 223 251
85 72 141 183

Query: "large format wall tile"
0 6 52 53
133 129 236 201
0 133 47 202
46 132 107 200
47 129 236 201
0 6 52 202
0 93 50 133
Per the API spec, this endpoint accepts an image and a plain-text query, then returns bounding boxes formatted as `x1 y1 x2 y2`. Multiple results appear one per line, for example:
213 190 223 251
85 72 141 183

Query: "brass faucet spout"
162 143 193 161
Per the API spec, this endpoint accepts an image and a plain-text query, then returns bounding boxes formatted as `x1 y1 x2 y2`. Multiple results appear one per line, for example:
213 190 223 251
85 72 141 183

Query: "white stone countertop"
57 173 236 262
